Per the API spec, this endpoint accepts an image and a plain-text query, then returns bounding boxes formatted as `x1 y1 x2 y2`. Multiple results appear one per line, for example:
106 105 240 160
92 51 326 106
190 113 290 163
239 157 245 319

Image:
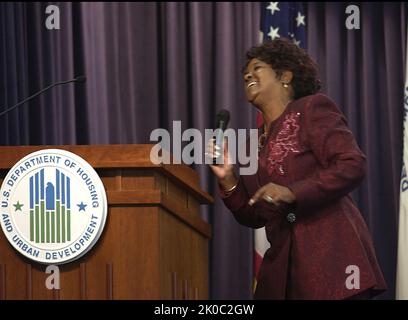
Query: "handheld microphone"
0 76 86 117
213 109 230 165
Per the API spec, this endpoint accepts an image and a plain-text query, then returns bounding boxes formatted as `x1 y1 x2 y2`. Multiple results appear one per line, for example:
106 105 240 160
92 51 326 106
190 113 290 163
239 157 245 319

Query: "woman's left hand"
248 182 296 206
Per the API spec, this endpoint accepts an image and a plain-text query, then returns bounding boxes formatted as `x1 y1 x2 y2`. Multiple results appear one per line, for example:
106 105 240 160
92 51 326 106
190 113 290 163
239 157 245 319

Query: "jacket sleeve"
287 95 366 213
220 176 275 229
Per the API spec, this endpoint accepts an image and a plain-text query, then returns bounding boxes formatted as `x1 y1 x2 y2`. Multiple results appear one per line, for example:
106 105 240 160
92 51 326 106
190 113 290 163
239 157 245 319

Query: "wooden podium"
0 144 213 300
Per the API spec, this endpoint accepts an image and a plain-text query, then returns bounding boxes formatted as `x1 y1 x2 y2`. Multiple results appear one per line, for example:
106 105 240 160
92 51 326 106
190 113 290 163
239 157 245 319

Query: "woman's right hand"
206 138 238 190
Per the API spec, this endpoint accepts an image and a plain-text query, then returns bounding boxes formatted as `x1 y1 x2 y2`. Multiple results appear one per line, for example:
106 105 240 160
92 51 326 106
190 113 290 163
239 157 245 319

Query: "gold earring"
283 83 289 88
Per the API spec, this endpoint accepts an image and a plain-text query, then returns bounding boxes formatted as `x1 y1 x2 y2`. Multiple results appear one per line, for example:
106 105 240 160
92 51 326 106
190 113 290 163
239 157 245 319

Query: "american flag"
254 1 307 292
260 2 306 47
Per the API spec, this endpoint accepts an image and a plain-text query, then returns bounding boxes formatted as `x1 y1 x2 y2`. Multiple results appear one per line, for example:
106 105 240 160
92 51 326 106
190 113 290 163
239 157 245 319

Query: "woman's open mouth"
247 81 258 88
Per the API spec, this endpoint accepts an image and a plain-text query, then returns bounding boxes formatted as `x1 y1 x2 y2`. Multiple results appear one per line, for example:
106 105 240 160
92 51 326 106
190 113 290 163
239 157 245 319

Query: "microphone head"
216 109 230 130
75 75 86 83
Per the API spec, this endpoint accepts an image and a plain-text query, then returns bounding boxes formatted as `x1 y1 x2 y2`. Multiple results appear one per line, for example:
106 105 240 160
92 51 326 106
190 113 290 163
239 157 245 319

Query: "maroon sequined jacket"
221 93 386 299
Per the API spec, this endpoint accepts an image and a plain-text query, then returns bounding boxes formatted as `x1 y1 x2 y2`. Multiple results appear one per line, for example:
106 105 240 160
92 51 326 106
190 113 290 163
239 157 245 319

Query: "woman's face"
243 58 282 105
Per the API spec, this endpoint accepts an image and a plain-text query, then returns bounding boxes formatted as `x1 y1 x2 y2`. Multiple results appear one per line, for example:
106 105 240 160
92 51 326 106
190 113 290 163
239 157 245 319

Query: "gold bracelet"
224 182 238 194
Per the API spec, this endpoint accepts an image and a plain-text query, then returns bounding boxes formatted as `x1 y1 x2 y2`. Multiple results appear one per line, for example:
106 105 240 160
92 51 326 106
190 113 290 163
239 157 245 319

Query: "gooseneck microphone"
213 109 230 164
0 76 86 117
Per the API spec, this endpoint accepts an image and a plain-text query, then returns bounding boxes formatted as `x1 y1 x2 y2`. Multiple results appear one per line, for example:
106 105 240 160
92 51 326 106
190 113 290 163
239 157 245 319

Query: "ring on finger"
264 195 274 203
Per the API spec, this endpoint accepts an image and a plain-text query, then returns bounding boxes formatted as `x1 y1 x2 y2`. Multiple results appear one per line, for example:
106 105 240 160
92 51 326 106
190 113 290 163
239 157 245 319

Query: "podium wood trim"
0 144 213 205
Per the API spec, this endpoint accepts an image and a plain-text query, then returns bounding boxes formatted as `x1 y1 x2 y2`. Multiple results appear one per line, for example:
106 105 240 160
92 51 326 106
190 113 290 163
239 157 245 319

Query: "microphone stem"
0 79 79 117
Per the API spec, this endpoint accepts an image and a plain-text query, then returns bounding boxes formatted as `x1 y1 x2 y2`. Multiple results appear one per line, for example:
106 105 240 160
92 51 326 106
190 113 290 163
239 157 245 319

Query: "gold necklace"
258 124 268 152
258 99 293 152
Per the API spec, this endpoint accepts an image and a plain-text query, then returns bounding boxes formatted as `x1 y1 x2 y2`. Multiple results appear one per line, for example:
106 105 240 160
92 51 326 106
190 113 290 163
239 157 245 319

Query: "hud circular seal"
0 149 108 264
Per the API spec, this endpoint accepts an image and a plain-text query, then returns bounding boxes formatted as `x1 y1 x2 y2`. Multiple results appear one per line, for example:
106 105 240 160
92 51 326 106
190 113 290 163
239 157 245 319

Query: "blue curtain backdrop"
0 2 406 299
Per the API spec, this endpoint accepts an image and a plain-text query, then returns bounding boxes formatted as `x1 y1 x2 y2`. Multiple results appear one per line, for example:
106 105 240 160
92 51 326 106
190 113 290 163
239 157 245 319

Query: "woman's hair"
243 38 322 99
